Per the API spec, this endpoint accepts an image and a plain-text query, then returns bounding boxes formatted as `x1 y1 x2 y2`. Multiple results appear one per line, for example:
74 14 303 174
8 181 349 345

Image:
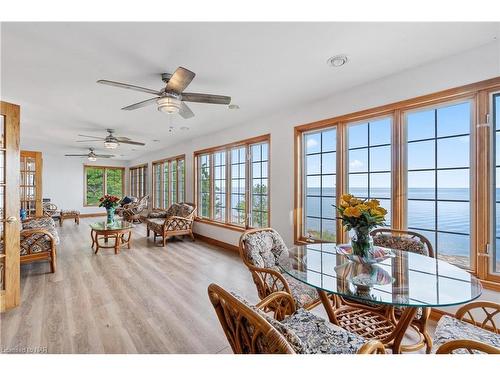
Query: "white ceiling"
1 22 499 160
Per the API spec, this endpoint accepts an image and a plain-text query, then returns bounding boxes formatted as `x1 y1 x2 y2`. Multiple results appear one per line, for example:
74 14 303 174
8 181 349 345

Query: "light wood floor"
0 218 435 354
1 218 259 354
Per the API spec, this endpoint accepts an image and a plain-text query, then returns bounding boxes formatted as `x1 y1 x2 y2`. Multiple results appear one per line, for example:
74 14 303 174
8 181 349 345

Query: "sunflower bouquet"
335 194 387 257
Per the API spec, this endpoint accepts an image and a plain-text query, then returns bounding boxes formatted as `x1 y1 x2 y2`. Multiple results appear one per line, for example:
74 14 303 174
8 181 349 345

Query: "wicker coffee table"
90 220 133 254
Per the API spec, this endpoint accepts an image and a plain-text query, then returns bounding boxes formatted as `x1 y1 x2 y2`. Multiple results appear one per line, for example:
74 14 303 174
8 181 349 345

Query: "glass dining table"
277 243 482 353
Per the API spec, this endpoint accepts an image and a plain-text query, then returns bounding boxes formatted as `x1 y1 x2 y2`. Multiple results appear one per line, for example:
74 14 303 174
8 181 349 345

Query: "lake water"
305 187 476 257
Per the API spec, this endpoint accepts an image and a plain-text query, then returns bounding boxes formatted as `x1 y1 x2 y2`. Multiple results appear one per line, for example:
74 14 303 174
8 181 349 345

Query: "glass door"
0 101 21 312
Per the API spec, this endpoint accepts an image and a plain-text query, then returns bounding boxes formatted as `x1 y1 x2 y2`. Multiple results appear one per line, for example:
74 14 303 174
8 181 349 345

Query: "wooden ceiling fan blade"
115 136 131 141
118 140 146 146
179 101 195 119
76 140 102 142
94 155 115 158
64 154 88 157
182 93 231 105
97 80 161 95
166 67 195 93
122 97 159 110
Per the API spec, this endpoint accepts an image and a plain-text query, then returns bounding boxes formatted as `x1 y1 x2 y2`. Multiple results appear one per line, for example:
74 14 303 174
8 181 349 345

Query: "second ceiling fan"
97 66 232 119
77 129 145 149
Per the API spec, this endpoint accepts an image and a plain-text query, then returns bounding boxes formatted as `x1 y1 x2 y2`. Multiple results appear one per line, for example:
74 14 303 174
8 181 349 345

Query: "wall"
36 152 128 214
128 41 500 248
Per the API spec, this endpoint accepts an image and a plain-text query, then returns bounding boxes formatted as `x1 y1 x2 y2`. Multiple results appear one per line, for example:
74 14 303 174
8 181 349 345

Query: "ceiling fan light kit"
104 140 119 149
157 95 182 114
88 155 97 162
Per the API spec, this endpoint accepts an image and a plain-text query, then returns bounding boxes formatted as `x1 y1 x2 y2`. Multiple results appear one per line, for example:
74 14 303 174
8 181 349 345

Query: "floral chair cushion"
433 315 500 353
241 230 289 269
146 218 165 234
20 225 60 255
283 274 319 309
147 210 168 219
60 209 80 216
372 233 428 256
281 308 368 354
23 217 56 229
165 203 195 218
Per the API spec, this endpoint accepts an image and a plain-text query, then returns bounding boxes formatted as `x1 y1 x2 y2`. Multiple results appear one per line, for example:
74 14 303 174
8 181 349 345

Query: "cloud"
306 138 319 149
349 159 364 169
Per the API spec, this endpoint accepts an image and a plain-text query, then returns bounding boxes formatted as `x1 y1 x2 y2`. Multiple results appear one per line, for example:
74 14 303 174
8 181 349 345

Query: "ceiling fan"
97 66 231 119
64 148 114 162
77 129 145 149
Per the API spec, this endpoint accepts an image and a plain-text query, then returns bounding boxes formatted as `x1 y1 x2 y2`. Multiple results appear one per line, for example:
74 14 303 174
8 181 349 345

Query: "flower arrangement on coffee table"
98 195 121 224
335 194 388 261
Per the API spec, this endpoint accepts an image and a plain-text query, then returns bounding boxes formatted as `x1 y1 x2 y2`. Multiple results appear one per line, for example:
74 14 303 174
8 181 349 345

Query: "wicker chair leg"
162 234 167 247
147 227 150 237
50 246 57 273
190 232 195 241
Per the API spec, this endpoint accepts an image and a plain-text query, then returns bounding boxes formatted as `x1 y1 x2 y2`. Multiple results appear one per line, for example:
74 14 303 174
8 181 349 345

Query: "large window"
129 164 148 198
295 76 500 286
405 101 472 268
303 127 337 241
84 166 124 206
493 93 500 274
348 117 392 225
152 155 185 210
195 135 270 229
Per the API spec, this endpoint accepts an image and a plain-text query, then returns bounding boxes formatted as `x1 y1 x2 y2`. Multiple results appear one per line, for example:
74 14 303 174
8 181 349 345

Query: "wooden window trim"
83 165 125 207
151 154 185 210
128 163 148 198
294 76 500 288
193 134 271 230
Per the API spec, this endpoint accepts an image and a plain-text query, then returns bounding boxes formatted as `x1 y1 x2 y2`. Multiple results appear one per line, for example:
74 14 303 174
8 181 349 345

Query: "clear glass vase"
350 228 373 258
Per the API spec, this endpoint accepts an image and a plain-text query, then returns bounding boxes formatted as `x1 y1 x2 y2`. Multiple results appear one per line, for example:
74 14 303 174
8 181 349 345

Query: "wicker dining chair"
239 228 320 312
207 283 386 354
433 300 500 354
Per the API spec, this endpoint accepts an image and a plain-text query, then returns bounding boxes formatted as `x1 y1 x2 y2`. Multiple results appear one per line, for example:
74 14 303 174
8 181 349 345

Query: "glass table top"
278 243 482 308
89 220 134 231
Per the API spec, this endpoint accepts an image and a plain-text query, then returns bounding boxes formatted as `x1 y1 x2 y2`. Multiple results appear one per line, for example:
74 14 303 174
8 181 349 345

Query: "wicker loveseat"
20 217 59 273
142 202 196 247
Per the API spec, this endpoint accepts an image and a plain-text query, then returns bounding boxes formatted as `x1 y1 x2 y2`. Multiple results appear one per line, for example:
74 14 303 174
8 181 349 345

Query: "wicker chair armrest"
246 265 292 296
256 291 296 320
455 300 500 333
357 340 387 354
435 339 500 354
21 228 56 243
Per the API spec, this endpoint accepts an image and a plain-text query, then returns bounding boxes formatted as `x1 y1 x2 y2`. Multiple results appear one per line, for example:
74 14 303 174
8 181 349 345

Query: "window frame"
193 134 271 231
294 76 500 290
151 154 185 210
83 165 125 207
128 163 148 198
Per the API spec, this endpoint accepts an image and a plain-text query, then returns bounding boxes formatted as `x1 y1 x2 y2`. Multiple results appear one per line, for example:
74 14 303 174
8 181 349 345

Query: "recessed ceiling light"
152 139 160 142
131 149 137 152
180 126 189 131
327 55 349 68
228 104 240 110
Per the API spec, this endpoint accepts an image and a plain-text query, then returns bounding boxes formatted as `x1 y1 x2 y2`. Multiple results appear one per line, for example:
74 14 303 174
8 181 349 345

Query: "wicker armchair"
20 217 59 273
433 301 500 354
239 228 320 311
116 195 149 223
207 283 386 354
142 202 196 247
